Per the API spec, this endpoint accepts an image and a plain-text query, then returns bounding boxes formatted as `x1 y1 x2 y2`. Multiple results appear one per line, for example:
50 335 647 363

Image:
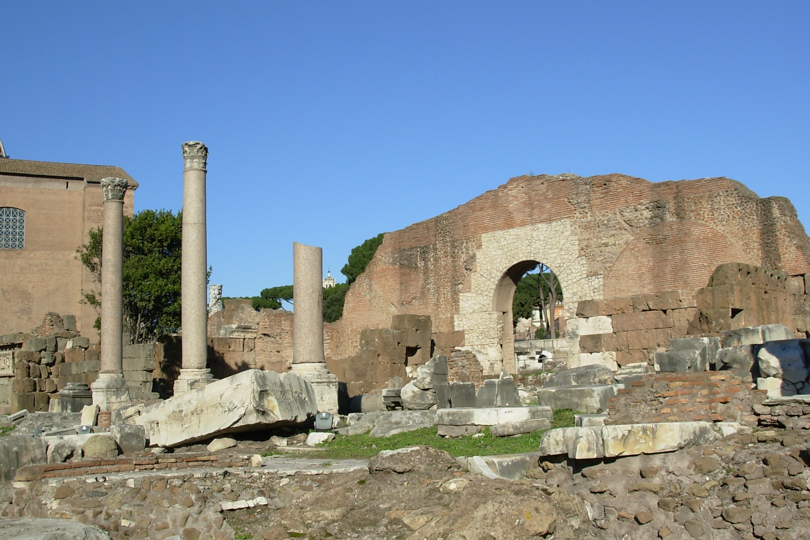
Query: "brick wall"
327 173 810 389
606 372 763 426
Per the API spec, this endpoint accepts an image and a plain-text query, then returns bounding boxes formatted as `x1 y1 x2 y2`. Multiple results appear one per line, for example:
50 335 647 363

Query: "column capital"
101 177 128 201
182 141 208 171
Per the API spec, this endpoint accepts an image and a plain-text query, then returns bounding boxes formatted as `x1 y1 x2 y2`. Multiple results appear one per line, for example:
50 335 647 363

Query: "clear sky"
2 2 808 298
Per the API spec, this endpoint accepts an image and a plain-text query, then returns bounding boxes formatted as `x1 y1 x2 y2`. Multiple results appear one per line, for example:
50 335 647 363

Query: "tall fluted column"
174 141 213 396
91 177 132 411
291 242 339 413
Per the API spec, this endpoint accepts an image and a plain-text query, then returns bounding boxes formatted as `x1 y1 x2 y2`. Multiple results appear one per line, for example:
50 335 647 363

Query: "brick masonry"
606 371 765 426
326 174 810 389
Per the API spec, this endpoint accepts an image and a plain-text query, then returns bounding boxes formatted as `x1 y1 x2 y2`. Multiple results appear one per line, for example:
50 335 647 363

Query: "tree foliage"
77 209 184 343
341 233 384 284
252 285 294 311
323 282 349 323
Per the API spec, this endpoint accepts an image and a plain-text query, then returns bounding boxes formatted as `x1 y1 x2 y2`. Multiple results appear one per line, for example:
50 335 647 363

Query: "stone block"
437 406 552 427
38 364 49 378
625 328 672 350
368 410 436 437
538 422 718 460
790 276 806 296
716 345 758 377
40 352 55 366
475 377 520 407
654 350 705 372
12 392 35 413
462 453 539 480
613 311 672 332
573 316 613 336
110 424 147 454
757 340 807 383
0 435 47 480
348 393 386 413
615 349 649 367
446 382 476 408
123 370 153 383
12 378 36 394
24 337 47 352
85 349 100 362
760 324 795 342
71 336 90 349
575 413 608 427
545 365 615 387
603 297 633 315
535 384 620 414
46 337 57 353
576 352 618 371
46 439 77 463
576 300 600 318
63 314 77 332
64 348 85 363
82 434 119 458
135 369 317 447
14 351 37 364
490 418 551 437
647 291 690 310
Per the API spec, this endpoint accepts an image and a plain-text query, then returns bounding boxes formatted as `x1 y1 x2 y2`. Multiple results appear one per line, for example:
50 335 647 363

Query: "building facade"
0 157 137 339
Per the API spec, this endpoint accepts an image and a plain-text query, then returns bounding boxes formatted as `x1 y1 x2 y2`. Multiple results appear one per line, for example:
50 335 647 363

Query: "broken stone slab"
110 424 146 455
368 410 437 437
336 412 384 436
206 437 237 453
535 384 622 413
538 422 719 460
490 418 551 437
0 435 47 481
475 375 520 407
0 518 111 539
400 355 449 410
437 406 553 427
46 439 76 464
306 432 335 446
575 413 608 427
722 324 794 347
716 345 758 378
460 453 541 480
134 369 317 447
654 337 720 373
220 496 269 512
613 362 649 384
757 340 807 383
544 365 615 387
757 376 805 398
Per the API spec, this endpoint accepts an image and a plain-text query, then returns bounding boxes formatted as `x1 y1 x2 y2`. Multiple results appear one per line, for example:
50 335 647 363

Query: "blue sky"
2 2 808 298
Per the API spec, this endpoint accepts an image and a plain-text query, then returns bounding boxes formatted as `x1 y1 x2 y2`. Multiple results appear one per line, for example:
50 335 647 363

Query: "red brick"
709 396 731 404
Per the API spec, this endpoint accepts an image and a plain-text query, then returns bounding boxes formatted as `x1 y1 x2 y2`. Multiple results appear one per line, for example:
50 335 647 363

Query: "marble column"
91 177 132 411
174 141 213 396
291 242 339 413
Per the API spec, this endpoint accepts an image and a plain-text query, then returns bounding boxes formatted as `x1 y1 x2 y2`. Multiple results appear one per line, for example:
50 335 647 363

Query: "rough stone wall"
329 174 810 388
447 349 484 386
254 309 294 373
606 372 763 426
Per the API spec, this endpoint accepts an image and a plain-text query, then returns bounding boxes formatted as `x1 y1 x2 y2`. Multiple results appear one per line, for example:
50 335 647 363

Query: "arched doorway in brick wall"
454 219 602 376
493 260 564 373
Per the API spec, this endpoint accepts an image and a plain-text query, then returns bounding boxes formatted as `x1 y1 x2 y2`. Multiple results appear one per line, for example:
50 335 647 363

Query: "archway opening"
494 261 564 373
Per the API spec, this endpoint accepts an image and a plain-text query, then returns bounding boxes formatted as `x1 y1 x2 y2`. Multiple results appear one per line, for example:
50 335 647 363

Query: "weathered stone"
693 456 722 474
437 406 552 427
758 340 807 383
0 435 47 481
717 345 758 377
535 384 621 414
400 356 448 410
368 410 436 437
0 518 111 539
475 374 520 407
490 418 551 437
80 404 99 427
135 369 317 447
46 439 76 463
575 413 608 427
722 507 753 524
544 365 615 387
368 445 461 475
444 382 476 408
81 435 119 459
305 432 334 446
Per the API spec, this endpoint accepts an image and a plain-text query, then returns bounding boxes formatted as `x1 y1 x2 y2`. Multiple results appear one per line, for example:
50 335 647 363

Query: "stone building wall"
327 174 810 390
0 159 137 340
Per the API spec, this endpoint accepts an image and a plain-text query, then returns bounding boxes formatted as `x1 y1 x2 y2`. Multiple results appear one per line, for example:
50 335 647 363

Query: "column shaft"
100 199 124 373
182 167 208 370
292 242 325 364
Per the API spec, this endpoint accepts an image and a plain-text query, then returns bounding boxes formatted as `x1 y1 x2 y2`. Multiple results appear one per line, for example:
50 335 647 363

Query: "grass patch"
311 409 575 460
0 426 14 437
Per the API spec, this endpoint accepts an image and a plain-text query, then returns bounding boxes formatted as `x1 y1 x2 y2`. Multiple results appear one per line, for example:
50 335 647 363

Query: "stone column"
91 177 132 411
174 141 213 396
291 242 339 413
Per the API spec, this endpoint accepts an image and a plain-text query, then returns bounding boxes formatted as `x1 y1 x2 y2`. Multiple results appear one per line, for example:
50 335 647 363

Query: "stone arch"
455 219 602 375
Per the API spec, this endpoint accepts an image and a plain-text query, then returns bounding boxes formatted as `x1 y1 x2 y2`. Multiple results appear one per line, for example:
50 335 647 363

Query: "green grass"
0 426 14 437
309 409 575 460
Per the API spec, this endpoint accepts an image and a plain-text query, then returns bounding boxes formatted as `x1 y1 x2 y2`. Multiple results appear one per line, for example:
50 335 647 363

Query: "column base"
173 368 214 397
291 363 339 414
91 373 132 412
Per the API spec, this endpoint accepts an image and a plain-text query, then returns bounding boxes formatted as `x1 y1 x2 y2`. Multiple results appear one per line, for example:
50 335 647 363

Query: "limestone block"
400 381 438 410
80 404 99 426
654 350 705 373
348 393 386 413
576 300 600 318
0 435 47 481
82 434 119 459
206 437 237 452
545 365 615 387
490 418 550 437
539 422 718 460
475 377 520 407
716 345 757 378
446 382 476 408
463 453 538 480
46 439 76 463
535 384 620 414
110 424 147 454
757 377 794 398
368 410 436 437
135 369 317 447
576 352 618 371
436 406 553 427
760 324 795 342
757 340 807 383
306 432 334 446
575 414 608 427
612 311 670 332
602 422 718 458
571 316 613 336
